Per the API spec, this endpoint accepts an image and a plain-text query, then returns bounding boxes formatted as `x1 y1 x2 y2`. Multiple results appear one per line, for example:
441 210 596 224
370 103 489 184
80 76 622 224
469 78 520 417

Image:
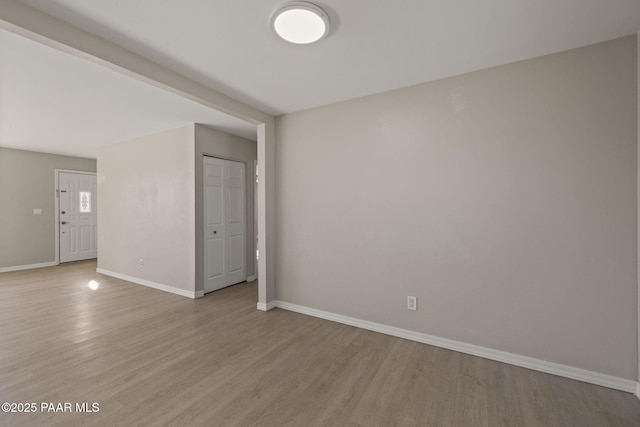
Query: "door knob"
61 211 66 214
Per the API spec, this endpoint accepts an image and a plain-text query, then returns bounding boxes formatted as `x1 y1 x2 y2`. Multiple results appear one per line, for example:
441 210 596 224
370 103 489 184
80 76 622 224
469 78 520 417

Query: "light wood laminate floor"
0 261 638 426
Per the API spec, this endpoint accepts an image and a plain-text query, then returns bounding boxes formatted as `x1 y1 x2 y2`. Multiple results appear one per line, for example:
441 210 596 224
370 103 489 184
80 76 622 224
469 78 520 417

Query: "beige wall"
637 32 640 385
0 148 96 269
194 124 257 293
97 125 196 292
276 36 638 380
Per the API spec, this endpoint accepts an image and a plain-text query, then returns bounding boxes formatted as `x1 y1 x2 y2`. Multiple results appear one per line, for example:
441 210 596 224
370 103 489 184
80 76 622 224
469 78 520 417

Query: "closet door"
203 156 246 293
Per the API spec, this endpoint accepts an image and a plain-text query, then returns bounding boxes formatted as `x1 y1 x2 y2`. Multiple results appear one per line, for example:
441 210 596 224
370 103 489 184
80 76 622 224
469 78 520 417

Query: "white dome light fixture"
271 2 330 45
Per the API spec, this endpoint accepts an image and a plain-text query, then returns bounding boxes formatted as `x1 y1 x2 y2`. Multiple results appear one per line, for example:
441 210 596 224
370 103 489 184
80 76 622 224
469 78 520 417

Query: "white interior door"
204 157 246 293
59 172 97 263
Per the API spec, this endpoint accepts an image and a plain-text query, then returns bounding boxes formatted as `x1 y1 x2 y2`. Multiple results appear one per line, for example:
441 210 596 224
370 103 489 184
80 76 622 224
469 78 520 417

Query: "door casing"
203 156 247 293
54 169 97 264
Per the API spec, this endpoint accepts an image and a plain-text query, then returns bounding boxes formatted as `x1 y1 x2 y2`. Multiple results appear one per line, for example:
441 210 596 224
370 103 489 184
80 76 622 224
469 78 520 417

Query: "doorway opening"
55 170 97 264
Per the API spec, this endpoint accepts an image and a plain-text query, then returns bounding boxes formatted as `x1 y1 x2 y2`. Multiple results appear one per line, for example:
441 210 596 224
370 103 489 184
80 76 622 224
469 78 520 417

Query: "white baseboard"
636 382 640 400
0 262 57 273
246 275 257 282
273 300 637 394
96 268 200 299
256 300 277 312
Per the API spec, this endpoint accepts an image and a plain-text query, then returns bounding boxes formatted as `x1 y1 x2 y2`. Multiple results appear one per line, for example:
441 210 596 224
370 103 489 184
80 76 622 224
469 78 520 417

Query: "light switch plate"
33 208 42 215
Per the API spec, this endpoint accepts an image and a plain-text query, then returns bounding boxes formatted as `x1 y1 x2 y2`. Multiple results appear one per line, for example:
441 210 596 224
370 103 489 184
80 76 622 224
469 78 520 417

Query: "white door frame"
202 155 251 292
54 169 97 265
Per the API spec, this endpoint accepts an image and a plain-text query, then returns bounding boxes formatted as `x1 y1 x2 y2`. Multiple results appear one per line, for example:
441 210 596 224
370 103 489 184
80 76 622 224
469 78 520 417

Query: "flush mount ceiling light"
271 2 330 45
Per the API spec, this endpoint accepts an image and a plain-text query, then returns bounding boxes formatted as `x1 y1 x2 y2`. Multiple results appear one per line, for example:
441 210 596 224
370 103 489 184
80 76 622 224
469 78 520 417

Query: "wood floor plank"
485 363 524 427
400 345 459 426
0 261 638 426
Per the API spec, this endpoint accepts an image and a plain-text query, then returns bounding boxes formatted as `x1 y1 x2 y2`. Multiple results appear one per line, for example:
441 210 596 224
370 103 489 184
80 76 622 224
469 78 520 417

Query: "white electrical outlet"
407 296 417 311
139 258 144 268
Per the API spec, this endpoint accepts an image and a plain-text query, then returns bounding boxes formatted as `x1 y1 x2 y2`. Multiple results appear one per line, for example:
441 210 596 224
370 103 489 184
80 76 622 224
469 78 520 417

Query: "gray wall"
0 147 96 269
97 125 196 292
195 124 257 293
275 36 638 380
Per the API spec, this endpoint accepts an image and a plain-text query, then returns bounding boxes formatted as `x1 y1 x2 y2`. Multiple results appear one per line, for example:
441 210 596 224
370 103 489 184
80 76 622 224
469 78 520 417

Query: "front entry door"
203 156 246 293
59 172 97 263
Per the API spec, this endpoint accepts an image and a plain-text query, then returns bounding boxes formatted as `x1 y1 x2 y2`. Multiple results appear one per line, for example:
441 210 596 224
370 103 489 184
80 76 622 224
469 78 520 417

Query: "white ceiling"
3 0 640 158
